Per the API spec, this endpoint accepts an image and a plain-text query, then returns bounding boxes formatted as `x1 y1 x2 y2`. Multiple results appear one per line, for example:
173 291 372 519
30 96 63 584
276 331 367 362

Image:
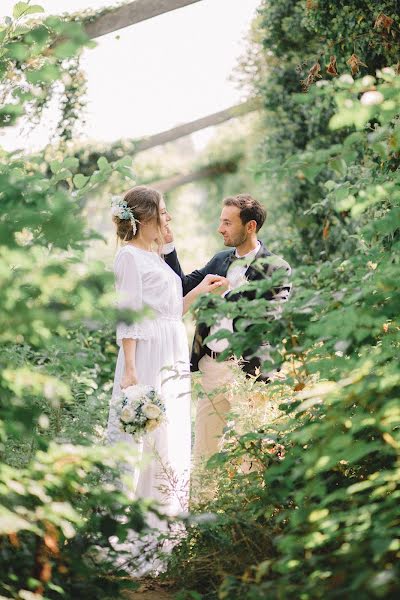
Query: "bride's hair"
113 185 163 243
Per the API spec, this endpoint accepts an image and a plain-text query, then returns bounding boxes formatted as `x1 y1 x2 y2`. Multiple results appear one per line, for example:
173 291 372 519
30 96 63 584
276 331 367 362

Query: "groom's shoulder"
212 248 233 260
261 251 291 275
209 248 233 264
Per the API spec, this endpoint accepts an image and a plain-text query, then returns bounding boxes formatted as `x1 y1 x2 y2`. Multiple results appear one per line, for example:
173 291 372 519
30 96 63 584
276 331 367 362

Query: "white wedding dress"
106 244 191 573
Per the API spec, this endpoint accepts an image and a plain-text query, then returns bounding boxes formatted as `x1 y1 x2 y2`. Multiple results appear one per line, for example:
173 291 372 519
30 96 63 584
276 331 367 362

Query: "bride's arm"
163 227 220 296
183 288 202 314
120 339 139 389
114 253 143 389
183 274 228 314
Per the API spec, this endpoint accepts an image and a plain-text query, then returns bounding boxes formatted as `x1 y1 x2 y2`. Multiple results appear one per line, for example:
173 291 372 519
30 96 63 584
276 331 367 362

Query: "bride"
106 185 224 571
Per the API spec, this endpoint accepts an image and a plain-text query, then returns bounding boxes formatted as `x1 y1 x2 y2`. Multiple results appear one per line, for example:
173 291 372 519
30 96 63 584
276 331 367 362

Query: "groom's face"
218 206 247 247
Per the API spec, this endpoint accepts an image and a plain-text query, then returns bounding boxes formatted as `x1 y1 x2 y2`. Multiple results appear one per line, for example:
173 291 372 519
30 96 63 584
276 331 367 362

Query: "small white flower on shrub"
360 91 384 106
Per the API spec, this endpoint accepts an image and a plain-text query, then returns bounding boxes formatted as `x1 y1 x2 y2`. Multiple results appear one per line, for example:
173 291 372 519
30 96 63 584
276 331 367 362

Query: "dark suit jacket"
164 241 291 380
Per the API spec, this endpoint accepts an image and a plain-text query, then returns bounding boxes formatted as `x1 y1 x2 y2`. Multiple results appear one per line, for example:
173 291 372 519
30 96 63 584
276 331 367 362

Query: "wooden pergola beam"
150 158 240 193
85 0 204 39
75 100 258 175
136 100 258 152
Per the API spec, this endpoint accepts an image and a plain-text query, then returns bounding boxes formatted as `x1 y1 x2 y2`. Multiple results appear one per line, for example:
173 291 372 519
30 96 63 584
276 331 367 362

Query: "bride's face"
141 197 171 242
158 198 171 233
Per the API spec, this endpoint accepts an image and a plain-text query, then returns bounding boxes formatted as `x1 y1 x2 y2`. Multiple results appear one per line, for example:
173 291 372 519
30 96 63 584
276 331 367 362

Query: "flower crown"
111 196 139 235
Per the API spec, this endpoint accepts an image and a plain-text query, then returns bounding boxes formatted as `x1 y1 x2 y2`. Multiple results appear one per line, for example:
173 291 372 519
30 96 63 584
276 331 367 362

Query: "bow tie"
227 253 251 273
229 252 245 263
228 252 237 263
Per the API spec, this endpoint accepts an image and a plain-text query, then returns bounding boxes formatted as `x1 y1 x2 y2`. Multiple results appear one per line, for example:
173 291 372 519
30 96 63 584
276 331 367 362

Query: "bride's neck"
127 237 153 251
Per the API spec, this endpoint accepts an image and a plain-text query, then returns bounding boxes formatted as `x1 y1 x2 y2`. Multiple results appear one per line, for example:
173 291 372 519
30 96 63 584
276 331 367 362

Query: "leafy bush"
167 2 400 598
0 4 162 598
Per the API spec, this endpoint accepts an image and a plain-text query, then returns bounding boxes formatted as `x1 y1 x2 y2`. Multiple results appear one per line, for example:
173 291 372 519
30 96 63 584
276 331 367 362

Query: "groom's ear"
247 219 257 233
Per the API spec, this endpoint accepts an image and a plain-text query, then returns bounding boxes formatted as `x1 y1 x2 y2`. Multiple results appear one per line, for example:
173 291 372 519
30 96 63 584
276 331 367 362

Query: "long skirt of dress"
106 317 191 574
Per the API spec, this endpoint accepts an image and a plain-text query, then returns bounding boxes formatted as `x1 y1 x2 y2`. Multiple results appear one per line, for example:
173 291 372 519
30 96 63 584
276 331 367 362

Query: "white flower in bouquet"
120 405 135 423
142 402 162 420
145 420 160 432
118 383 165 439
124 385 141 401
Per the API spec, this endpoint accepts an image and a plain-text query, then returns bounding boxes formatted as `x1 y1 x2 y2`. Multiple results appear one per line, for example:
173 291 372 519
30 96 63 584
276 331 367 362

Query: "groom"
163 193 291 461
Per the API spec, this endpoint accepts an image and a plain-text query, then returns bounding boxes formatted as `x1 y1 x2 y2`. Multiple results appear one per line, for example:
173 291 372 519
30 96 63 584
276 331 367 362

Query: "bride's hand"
120 368 138 390
199 274 229 295
183 275 229 314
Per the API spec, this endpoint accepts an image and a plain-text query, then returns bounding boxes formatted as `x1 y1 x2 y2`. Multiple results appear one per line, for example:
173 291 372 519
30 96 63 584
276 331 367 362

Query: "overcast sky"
1 0 260 151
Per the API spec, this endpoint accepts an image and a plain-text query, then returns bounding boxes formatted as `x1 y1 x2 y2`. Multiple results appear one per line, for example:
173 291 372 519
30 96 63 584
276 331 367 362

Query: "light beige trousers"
193 354 234 463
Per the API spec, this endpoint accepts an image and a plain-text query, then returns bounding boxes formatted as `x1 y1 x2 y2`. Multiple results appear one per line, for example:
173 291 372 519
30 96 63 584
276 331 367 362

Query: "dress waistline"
155 314 182 322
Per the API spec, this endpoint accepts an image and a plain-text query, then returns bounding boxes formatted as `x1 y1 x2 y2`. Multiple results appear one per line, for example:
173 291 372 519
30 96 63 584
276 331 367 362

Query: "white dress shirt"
207 242 260 353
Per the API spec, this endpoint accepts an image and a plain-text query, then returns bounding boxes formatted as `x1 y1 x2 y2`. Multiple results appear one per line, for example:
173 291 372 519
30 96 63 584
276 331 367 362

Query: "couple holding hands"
106 185 291 520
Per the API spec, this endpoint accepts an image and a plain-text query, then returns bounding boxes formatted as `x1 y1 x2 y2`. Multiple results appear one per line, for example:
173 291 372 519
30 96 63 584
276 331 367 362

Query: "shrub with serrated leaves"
167 4 400 597
0 4 160 599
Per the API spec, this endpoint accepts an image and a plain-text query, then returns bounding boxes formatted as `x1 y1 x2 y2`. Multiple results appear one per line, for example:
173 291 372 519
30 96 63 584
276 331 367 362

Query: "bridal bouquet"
119 384 165 439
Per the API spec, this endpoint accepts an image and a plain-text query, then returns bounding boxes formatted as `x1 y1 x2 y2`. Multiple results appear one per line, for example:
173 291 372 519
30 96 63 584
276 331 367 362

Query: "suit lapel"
245 241 272 280
221 250 236 276
218 243 271 279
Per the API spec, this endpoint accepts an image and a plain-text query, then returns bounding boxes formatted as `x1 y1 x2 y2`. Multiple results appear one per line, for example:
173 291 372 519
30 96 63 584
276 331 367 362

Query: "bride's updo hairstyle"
113 185 163 243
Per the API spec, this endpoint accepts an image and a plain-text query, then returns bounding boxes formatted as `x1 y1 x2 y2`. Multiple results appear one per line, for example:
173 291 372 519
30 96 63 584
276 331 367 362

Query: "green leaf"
26 63 60 84
63 157 79 170
50 160 61 174
302 164 323 182
97 156 110 171
53 40 80 60
12 23 31 36
206 452 229 469
24 24 49 44
329 157 347 176
13 2 30 18
6 42 30 61
309 508 329 522
73 174 89 189
347 480 374 495
13 2 44 18
344 131 364 146
0 103 24 126
53 169 72 182
26 4 45 15
0 507 39 534
115 156 132 167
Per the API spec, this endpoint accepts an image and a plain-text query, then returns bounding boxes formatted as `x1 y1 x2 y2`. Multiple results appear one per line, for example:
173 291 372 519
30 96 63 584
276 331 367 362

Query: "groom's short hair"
223 194 267 232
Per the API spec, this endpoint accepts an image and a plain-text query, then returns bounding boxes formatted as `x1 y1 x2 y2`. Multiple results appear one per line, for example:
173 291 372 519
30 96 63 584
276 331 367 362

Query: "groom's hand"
201 274 229 295
210 275 229 295
163 225 174 244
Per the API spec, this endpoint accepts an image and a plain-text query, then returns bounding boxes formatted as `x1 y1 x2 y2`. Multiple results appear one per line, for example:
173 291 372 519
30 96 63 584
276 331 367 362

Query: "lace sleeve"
114 250 150 344
116 322 151 344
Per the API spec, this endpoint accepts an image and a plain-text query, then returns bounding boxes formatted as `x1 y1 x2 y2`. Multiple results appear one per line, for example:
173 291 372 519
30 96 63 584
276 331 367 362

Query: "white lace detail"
116 322 151 345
